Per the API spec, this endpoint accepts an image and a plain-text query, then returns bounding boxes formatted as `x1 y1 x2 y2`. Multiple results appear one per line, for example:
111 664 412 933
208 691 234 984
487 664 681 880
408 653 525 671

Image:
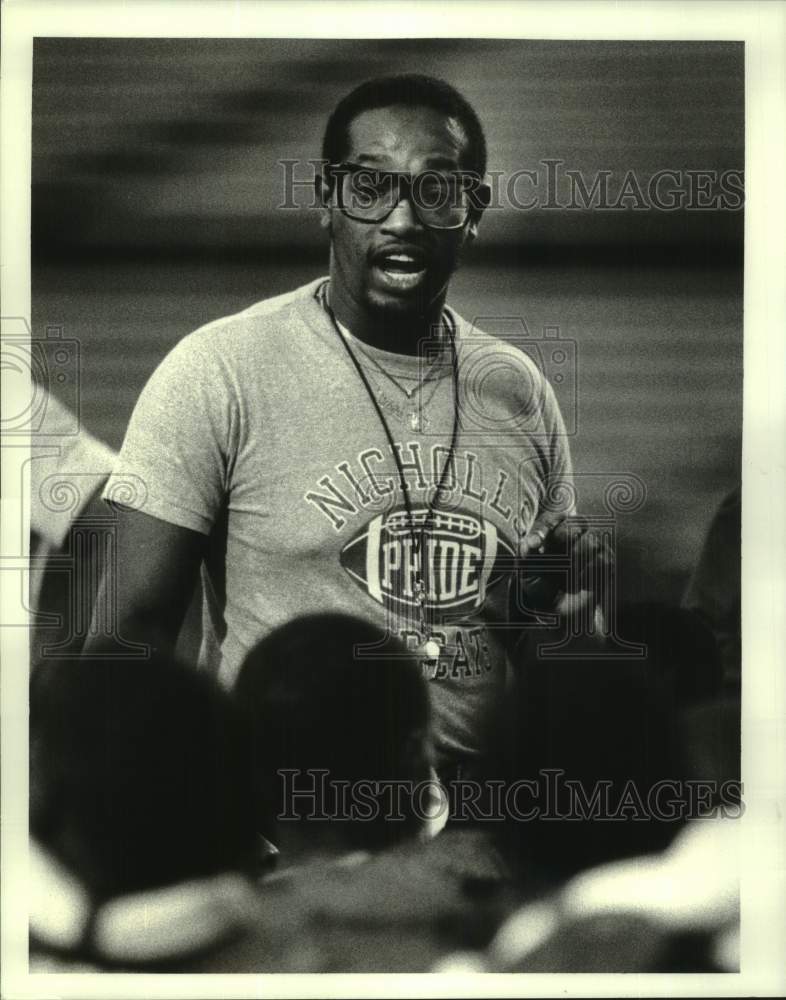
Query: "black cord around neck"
320 285 461 616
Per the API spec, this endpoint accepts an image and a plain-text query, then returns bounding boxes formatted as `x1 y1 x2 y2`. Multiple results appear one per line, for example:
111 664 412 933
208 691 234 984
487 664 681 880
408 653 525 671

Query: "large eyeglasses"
327 162 489 231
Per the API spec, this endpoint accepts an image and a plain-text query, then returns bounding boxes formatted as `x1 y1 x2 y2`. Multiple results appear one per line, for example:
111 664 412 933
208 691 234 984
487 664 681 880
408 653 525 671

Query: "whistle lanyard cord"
320 286 461 634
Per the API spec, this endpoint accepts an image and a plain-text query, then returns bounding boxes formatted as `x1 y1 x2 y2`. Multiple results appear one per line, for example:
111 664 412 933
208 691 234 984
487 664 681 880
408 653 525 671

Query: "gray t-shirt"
105 278 573 767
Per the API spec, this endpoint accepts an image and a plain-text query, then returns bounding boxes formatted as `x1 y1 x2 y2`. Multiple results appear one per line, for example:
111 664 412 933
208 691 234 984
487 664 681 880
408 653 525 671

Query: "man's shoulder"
451 309 546 381
178 277 325 356
230 278 325 326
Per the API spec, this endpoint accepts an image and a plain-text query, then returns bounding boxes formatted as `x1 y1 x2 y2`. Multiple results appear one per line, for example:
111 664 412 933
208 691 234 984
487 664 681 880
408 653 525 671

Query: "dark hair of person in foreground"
233 613 432 856
30 655 258 903
503 644 687 882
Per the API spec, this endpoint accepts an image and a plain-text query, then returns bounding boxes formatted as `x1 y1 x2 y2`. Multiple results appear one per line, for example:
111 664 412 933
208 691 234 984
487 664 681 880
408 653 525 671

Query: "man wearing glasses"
94 75 604 788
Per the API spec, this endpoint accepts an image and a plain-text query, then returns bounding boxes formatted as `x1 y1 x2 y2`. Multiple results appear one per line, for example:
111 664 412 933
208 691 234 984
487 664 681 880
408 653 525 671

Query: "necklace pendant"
410 410 425 432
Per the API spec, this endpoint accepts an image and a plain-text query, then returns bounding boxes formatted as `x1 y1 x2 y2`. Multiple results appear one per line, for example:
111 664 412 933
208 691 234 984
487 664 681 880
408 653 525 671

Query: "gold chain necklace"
317 283 450 432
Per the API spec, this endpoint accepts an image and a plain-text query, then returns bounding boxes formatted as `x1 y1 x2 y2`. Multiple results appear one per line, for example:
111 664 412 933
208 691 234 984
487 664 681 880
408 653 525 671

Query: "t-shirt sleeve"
537 377 576 518
103 332 236 535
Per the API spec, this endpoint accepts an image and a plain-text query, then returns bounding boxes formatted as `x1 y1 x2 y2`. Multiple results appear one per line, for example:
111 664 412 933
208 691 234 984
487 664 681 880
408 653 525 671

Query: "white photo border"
2 1 784 997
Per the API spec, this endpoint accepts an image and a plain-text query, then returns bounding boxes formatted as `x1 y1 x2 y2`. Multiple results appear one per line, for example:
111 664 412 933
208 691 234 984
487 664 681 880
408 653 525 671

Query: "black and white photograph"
1 1 784 996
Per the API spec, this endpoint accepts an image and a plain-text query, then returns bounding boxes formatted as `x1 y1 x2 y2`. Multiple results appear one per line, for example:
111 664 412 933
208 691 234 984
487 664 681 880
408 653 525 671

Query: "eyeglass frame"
323 161 491 231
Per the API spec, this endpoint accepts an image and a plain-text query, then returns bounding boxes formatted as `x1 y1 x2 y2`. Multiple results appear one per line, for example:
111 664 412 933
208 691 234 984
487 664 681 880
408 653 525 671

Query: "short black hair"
234 613 431 850
30 656 257 901
322 73 487 177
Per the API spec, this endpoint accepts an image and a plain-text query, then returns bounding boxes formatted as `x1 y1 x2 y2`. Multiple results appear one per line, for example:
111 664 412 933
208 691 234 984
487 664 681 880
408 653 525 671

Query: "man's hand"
519 511 615 631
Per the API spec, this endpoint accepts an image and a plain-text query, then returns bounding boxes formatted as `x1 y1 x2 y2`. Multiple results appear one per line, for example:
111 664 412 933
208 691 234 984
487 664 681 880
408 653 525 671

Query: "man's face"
321 104 482 318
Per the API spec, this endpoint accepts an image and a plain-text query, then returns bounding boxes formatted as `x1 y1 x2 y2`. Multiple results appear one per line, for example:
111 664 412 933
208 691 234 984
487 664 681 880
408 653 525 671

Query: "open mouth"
372 249 428 291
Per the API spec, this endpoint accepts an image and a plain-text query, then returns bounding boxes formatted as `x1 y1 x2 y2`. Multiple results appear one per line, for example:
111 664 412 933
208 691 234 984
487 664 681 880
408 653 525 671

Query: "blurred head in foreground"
30 655 257 902
616 602 723 707
506 651 685 881
234 614 432 858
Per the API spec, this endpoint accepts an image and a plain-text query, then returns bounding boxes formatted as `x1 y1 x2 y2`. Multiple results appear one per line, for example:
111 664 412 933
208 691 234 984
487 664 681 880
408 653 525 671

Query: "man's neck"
326 280 448 357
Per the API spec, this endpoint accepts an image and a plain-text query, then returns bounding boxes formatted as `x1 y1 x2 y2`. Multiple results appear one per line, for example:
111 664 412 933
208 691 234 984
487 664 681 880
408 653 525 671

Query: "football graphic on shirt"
340 504 516 617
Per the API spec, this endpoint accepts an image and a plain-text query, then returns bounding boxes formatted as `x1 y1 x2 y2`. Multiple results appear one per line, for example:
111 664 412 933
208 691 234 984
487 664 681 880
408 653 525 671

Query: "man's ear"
316 174 332 231
465 209 483 242
464 182 489 242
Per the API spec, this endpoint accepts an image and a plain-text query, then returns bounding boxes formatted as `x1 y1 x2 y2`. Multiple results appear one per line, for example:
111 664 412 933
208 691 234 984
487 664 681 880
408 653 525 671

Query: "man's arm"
80 323 235 659
83 507 206 659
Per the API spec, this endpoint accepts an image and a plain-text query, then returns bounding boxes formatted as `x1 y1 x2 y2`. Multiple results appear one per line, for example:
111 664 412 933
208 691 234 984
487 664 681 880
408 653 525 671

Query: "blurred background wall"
31 38 743 604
